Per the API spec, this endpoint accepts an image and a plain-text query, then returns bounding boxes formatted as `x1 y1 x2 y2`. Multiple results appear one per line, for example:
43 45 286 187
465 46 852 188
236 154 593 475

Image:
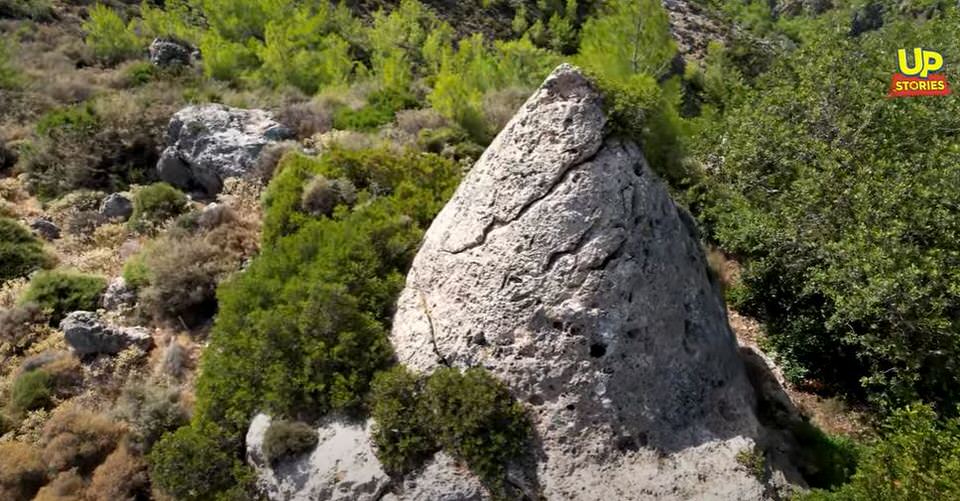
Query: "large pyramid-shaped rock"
390 64 791 499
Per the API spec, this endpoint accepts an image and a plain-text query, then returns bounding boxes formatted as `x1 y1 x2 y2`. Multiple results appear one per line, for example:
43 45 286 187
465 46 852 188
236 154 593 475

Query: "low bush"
804 404 960 500
0 0 53 20
83 4 144 65
0 39 19 90
87 442 150 501
263 419 319 463
128 183 189 232
41 405 124 473
370 366 436 474
114 382 189 453
0 303 46 354
370 366 531 490
148 423 251 501
11 369 54 412
19 270 107 324
332 91 419 131
0 441 46 501
32 470 84 501
276 101 334 139
0 218 51 283
301 176 357 217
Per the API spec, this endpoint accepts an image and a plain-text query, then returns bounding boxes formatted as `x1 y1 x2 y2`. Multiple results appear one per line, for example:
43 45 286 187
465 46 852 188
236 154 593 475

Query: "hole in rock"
590 343 607 358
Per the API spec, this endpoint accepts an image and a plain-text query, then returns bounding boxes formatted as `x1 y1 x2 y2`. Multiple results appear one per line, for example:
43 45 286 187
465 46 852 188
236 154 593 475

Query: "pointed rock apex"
389 65 800 498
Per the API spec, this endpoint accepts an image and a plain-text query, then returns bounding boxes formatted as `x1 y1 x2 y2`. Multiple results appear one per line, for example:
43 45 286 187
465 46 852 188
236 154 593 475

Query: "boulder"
60 311 152 355
148 37 197 68
245 414 391 501
30 217 60 240
388 64 799 499
99 193 133 221
157 104 293 195
101 277 136 312
850 2 883 36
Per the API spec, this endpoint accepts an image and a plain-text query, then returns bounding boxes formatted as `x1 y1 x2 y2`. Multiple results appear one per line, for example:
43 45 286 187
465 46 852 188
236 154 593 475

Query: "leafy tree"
576 0 675 80
83 4 143 65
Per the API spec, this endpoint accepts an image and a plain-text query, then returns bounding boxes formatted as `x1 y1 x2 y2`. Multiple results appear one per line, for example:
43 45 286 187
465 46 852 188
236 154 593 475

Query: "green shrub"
0 39 19 90
423 367 530 487
370 366 531 489
128 183 188 232
148 424 248 501
0 218 51 283
0 0 53 20
332 91 418 131
11 369 53 412
370 366 437 474
83 4 144 65
20 270 106 324
36 104 100 137
114 382 189 454
263 419 318 463
121 61 157 87
803 404 960 500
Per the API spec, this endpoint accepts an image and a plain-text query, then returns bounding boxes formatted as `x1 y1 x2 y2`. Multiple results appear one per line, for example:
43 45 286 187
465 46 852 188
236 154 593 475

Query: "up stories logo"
888 48 950 97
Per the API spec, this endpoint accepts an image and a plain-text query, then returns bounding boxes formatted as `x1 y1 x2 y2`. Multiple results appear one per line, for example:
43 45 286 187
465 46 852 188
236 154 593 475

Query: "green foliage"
0 218 50 283
148 423 250 501
36 104 100 137
0 39 19 90
83 4 144 65
262 146 460 246
121 61 157 87
804 404 960 500
11 369 53 412
735 446 767 481
370 366 531 491
369 366 436 474
115 382 190 454
128 183 188 233
19 270 107 324
576 0 675 80
696 8 960 408
332 91 419 131
0 0 52 20
262 420 319 463
423 367 530 487
790 420 860 489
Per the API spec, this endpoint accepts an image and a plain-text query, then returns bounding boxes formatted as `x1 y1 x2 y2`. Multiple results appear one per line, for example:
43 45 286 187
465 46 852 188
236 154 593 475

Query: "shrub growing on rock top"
370 365 437 474
262 419 319 464
19 270 106 324
128 183 189 233
0 217 51 283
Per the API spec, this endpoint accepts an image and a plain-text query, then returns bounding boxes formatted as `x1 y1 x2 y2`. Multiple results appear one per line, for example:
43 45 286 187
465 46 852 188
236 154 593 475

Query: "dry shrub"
396 108 449 136
276 101 333 139
113 381 188 454
0 441 46 500
482 87 532 133
32 470 84 501
301 176 357 218
155 340 190 379
0 303 47 354
41 405 124 474
253 140 299 183
87 442 149 501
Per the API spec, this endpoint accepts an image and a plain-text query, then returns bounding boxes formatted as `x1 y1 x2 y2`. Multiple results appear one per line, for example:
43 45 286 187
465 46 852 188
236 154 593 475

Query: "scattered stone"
101 277 136 312
246 414 391 501
29 217 60 240
99 193 133 221
149 37 197 68
157 104 294 195
389 64 800 499
60 311 152 355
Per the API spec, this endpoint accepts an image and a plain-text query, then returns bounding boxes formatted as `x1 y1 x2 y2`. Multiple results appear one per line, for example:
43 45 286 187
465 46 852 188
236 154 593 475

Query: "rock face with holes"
389 64 797 499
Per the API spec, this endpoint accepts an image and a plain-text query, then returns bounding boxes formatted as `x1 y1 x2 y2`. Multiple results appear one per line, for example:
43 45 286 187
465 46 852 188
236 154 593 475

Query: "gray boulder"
157 104 293 195
101 277 136 312
99 193 133 221
245 414 391 501
149 37 197 68
30 217 60 240
388 64 799 499
60 311 152 355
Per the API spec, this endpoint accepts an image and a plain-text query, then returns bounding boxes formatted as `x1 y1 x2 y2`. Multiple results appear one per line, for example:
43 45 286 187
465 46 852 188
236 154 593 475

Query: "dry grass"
0 440 46 500
32 470 84 501
87 441 149 501
41 403 124 473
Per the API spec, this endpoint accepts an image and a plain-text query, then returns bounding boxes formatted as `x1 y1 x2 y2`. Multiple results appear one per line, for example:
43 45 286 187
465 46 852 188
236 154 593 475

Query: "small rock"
101 277 136 312
30 217 60 240
60 311 153 355
149 37 197 68
850 2 883 36
99 193 133 221
157 104 294 195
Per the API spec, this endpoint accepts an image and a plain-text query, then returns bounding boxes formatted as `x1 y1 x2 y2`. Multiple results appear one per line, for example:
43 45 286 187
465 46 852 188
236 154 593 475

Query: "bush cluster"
0 441 46 500
114 382 189 454
0 217 51 283
19 270 106 324
370 366 531 490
